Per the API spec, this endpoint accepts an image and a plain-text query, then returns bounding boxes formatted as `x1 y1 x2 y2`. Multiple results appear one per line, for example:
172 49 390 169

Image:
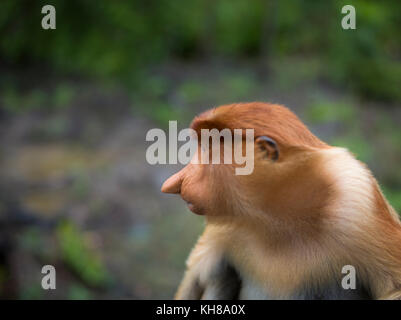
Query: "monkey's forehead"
190 102 327 149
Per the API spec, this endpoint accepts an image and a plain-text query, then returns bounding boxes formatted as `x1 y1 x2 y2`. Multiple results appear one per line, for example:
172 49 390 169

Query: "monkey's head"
162 102 333 222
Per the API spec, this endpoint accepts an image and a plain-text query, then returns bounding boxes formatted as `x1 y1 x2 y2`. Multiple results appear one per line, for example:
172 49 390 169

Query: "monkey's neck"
205 214 322 251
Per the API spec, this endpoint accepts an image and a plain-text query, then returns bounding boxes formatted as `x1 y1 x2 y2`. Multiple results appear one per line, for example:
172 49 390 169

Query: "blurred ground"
0 59 400 299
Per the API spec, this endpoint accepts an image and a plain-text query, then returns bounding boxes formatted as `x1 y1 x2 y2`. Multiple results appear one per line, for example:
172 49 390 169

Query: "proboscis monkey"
162 102 401 300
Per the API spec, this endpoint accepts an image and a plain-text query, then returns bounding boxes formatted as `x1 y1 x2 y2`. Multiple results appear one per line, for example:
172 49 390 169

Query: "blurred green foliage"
20 284 43 300
306 99 356 125
0 0 400 101
383 187 401 213
57 221 111 287
67 284 92 300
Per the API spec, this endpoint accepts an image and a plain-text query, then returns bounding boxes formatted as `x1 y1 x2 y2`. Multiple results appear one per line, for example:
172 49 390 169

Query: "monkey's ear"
255 136 279 161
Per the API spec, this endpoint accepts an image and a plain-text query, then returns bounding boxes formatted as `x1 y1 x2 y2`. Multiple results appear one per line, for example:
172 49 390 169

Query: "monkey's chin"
186 202 204 215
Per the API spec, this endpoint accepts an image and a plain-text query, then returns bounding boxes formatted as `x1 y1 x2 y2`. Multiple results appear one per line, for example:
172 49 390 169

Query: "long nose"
161 170 184 194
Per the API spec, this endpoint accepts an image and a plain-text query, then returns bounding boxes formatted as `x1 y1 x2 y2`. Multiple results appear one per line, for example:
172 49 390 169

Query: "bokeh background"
0 0 400 299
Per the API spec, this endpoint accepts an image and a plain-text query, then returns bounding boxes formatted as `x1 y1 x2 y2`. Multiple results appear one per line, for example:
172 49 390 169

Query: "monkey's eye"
255 136 279 161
